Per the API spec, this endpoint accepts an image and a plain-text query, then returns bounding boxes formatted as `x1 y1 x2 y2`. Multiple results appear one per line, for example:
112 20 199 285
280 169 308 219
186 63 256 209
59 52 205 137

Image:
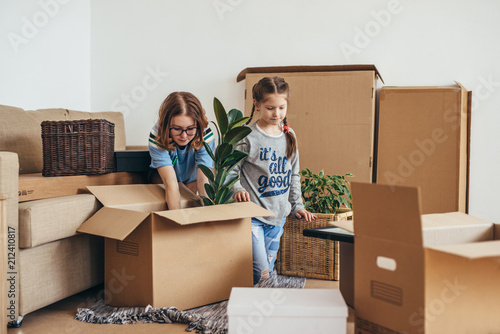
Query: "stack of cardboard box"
237 65 495 334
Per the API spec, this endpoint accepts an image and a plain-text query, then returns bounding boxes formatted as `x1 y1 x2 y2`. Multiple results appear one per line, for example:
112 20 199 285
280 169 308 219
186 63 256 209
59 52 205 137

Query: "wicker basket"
41 119 116 176
276 208 353 280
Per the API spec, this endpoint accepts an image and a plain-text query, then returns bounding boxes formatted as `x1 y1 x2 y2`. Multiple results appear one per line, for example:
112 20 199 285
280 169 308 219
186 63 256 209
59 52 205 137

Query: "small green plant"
300 168 353 214
196 97 252 206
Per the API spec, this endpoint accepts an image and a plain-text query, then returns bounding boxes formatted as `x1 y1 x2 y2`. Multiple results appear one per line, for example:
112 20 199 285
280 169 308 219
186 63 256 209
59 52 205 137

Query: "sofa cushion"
18 194 101 248
19 234 104 316
0 105 44 174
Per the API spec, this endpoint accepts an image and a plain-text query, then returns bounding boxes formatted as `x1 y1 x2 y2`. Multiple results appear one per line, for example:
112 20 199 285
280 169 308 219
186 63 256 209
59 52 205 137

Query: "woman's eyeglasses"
170 127 197 136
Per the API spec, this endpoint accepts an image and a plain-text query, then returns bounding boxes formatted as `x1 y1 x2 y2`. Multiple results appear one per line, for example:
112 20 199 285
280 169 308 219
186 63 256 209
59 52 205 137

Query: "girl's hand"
234 190 250 202
295 209 316 222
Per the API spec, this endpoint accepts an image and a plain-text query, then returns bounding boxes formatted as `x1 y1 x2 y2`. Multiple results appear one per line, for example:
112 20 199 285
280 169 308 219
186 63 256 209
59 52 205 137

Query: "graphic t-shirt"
230 122 304 226
148 123 215 184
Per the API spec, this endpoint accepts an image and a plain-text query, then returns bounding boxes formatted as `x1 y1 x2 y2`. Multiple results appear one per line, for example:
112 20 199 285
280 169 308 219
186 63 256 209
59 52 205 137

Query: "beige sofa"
0 104 131 326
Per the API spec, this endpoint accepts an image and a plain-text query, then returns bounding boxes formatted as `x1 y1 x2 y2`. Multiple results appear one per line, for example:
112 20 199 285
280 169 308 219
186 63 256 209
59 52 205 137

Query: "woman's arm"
157 165 181 210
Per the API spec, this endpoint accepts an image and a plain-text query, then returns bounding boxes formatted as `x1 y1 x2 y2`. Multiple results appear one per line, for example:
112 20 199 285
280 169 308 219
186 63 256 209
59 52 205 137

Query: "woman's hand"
234 190 250 202
295 209 316 222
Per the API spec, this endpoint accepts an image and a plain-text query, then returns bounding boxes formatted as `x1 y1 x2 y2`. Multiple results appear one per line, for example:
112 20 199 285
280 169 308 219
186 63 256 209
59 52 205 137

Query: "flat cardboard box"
18 172 148 202
237 65 383 183
227 288 348 334
352 182 500 334
77 184 274 310
376 84 470 214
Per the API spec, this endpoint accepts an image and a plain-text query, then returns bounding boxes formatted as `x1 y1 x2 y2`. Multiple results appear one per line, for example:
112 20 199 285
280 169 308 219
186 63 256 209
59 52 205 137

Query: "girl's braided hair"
248 76 297 159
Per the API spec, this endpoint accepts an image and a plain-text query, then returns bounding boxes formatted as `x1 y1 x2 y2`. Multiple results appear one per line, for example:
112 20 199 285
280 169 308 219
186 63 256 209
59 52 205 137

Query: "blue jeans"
251 217 286 284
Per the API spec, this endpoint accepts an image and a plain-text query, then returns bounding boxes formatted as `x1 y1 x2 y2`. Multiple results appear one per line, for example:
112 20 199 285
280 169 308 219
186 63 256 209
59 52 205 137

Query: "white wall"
0 0 90 110
1 0 499 223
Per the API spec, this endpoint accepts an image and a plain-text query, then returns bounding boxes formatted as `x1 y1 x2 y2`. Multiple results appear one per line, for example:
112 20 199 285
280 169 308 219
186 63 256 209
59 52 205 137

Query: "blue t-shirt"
148 123 215 184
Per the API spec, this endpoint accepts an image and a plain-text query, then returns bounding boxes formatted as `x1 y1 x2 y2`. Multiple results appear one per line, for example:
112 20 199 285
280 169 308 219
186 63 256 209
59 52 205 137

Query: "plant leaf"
215 187 228 204
215 168 227 188
223 150 249 171
210 121 221 147
221 188 235 204
204 183 216 201
215 143 234 167
223 126 252 145
197 164 214 183
222 173 239 189
227 109 244 125
228 117 252 130
202 141 216 162
192 197 203 206
198 195 214 206
213 97 228 136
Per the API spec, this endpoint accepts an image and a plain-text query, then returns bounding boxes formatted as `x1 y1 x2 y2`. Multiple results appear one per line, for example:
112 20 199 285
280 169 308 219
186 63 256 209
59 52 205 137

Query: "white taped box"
227 288 347 334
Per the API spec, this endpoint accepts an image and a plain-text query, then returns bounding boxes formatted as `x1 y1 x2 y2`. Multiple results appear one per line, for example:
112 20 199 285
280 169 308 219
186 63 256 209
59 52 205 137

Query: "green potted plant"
196 97 251 206
300 168 353 214
276 168 354 281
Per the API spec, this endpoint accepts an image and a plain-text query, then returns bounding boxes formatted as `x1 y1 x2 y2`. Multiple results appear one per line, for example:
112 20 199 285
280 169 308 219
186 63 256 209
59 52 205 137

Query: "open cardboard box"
349 182 500 333
77 183 274 310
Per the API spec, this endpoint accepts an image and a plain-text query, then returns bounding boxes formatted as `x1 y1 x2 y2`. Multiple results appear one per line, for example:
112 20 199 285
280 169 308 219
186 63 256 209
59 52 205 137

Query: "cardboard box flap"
428 240 500 260
87 184 166 208
421 212 494 247
77 207 150 240
421 211 491 228
154 201 275 225
236 64 384 83
352 182 423 246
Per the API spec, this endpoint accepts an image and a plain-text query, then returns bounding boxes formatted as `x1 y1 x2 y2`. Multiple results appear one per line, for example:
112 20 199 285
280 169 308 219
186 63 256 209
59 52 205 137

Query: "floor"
8 279 355 333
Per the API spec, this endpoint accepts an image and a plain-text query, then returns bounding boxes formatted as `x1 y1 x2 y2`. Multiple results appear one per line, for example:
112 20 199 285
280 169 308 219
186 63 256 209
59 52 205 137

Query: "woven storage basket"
276 208 353 280
41 119 116 176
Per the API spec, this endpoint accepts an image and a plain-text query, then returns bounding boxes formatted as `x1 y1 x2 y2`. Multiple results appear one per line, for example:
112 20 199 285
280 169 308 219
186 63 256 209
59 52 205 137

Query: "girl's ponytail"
246 104 255 125
282 116 297 159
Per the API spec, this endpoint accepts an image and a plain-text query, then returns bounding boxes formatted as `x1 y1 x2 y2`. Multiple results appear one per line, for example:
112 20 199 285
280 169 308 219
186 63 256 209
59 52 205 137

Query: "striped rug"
75 273 305 334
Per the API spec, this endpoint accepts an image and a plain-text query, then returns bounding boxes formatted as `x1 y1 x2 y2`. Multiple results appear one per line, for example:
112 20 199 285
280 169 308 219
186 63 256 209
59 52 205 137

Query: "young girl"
231 76 316 284
148 91 215 209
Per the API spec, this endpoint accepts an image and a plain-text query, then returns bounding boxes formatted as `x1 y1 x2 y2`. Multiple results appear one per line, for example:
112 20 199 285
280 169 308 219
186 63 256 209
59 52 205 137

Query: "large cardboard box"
77 184 273 310
376 84 470 214
237 65 383 183
352 182 500 334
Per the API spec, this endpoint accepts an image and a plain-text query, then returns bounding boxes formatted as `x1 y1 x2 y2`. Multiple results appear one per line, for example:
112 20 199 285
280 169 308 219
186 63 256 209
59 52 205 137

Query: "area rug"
75 273 305 334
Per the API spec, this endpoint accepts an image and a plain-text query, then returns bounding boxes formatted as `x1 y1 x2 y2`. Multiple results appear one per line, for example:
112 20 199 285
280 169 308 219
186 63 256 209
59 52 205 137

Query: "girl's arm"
157 165 181 210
